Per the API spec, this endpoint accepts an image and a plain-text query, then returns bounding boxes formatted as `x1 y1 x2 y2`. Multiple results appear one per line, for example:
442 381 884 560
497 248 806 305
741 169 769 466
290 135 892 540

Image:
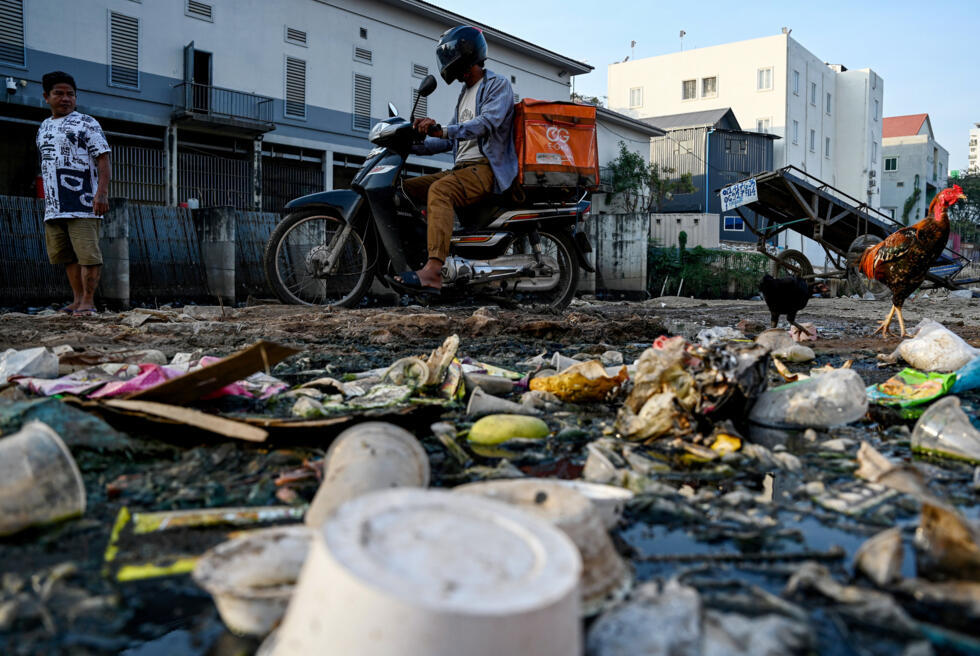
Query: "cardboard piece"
127 340 299 405
102 399 269 442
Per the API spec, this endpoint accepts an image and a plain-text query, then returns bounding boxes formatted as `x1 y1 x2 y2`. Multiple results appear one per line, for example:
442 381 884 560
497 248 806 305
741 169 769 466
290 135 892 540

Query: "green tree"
948 173 980 243
608 141 648 213
570 92 605 107
646 164 698 212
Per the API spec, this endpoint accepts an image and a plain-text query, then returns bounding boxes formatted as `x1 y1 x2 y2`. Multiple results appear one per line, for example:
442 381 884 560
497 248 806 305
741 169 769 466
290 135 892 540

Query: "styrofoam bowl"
192 525 311 637
270 488 582 656
553 480 634 529
453 478 633 616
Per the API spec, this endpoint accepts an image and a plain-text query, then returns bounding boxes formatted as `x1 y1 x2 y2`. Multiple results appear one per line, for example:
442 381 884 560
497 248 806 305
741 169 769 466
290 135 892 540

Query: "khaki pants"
44 217 103 265
402 158 495 262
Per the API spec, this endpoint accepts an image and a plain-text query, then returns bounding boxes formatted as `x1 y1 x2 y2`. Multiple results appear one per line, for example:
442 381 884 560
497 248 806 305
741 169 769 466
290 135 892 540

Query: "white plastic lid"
323 489 581 615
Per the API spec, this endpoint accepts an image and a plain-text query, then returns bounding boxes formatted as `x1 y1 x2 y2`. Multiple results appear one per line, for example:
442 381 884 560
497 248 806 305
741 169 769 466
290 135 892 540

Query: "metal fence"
128 204 210 301
234 209 280 299
0 196 69 303
262 157 323 213
178 150 253 210
111 144 167 205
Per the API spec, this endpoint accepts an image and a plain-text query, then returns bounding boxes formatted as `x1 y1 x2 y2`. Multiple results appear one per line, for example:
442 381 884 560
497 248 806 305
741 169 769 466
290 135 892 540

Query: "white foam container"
268 488 581 656
192 525 311 637
553 480 634 529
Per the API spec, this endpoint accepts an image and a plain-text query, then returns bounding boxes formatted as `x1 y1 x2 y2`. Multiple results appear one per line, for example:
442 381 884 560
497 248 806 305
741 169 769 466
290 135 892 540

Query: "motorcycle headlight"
369 121 400 145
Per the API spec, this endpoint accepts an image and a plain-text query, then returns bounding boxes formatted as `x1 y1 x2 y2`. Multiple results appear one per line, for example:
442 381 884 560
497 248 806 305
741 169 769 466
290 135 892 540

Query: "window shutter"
0 0 25 66
109 11 139 88
284 57 306 118
285 27 307 46
353 74 371 131
412 63 428 78
186 0 213 21
412 88 427 117
354 47 372 64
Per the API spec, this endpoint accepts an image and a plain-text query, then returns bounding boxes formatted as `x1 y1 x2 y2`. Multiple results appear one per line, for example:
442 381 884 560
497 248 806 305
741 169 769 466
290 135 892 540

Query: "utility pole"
680 30 686 51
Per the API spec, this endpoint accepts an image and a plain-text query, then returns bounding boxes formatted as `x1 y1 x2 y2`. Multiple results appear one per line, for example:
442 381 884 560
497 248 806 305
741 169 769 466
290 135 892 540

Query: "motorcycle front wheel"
263 210 373 307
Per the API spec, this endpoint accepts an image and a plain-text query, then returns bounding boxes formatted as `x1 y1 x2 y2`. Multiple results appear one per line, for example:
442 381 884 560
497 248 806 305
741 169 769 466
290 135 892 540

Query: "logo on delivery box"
546 126 569 145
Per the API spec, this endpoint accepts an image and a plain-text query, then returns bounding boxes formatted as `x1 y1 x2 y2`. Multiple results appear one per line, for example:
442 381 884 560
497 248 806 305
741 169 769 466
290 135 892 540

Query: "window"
757 67 772 90
681 79 695 100
359 27 367 39
792 120 799 144
353 73 371 131
0 0 26 67
285 26 307 47
756 118 770 134
873 99 879 120
108 11 140 89
284 56 306 119
884 208 895 220
825 137 831 158
809 81 817 106
511 75 516 83
701 76 717 97
185 0 213 21
809 129 816 152
724 215 745 231
897 181 905 187
792 70 799 95
629 86 643 107
884 157 898 172
725 138 746 154
354 46 372 64
825 92 832 114
872 141 878 162
412 88 427 117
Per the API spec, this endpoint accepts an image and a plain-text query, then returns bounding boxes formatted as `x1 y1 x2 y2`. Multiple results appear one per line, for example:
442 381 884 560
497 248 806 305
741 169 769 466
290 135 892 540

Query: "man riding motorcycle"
389 25 518 295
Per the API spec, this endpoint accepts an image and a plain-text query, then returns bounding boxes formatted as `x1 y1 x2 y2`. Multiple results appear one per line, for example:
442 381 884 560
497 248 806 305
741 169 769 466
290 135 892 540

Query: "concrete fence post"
99 198 130 308
194 206 236 303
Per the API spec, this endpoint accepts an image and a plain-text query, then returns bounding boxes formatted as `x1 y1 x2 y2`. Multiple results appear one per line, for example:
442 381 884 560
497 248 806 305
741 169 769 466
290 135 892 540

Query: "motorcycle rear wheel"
263 210 373 307
501 228 579 310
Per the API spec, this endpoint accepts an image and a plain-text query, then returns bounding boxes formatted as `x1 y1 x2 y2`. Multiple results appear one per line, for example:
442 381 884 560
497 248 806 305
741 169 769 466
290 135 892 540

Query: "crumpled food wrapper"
529 360 628 403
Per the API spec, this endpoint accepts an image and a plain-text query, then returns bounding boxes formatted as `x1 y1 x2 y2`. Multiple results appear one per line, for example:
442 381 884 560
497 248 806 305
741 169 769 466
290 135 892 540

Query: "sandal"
385 271 441 296
72 308 98 317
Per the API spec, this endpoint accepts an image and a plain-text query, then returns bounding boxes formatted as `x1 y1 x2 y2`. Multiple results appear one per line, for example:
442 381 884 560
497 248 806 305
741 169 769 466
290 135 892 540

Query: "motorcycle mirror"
388 102 398 118
418 74 437 97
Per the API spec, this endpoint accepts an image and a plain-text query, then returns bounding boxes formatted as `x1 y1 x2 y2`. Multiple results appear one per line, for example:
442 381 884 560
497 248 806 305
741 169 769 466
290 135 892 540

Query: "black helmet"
436 26 487 84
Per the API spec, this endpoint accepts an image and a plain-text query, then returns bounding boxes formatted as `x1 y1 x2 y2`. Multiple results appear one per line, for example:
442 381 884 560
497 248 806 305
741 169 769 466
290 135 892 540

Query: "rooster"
760 274 830 336
859 185 967 337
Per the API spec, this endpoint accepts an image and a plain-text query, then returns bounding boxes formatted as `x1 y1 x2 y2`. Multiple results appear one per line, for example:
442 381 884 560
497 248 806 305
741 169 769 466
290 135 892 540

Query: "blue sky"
447 0 979 172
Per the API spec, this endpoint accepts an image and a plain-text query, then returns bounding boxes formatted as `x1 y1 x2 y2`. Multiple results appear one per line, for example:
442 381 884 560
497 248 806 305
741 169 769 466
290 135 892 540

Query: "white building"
880 114 949 225
607 33 883 266
0 0 590 208
970 123 980 174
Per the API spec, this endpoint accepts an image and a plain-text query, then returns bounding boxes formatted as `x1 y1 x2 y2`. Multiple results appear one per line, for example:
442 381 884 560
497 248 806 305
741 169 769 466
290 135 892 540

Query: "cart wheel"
772 249 813 278
845 235 890 300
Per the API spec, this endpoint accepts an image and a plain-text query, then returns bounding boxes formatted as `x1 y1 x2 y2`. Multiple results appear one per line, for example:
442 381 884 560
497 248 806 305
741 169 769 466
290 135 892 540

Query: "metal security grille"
109 12 139 88
262 156 323 213
284 57 306 118
353 74 371 131
285 26 307 46
412 89 427 117
412 63 427 78
178 149 252 209
354 47 372 64
186 0 213 21
111 144 166 204
0 0 25 66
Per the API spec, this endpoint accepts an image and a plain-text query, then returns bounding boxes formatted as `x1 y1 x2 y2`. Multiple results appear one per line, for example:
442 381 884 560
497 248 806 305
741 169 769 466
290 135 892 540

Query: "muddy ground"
1 294 980 655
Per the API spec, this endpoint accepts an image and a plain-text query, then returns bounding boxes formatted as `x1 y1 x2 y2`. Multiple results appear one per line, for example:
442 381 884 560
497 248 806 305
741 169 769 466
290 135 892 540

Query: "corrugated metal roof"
642 108 740 131
597 107 665 137
883 114 928 138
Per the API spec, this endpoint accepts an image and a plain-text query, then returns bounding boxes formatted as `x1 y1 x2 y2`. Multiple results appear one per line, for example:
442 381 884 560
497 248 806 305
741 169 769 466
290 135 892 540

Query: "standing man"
389 25 517 294
36 71 111 316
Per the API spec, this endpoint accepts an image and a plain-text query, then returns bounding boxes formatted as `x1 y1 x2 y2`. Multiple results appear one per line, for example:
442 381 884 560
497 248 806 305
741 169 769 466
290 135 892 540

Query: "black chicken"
759 274 829 336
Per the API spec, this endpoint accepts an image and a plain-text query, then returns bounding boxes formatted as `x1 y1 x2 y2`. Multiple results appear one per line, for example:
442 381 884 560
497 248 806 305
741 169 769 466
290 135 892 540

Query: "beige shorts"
44 217 103 266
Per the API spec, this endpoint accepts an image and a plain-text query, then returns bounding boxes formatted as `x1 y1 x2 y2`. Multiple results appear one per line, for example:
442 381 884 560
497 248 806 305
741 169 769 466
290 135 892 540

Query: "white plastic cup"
466 387 540 418
304 422 430 528
912 396 980 464
453 478 632 616
553 480 634 530
193 525 311 637
269 489 581 656
0 421 86 536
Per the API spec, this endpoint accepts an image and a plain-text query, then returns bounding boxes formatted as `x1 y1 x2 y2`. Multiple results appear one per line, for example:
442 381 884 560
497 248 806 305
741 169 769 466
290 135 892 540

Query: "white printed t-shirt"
36 111 111 221
454 80 482 164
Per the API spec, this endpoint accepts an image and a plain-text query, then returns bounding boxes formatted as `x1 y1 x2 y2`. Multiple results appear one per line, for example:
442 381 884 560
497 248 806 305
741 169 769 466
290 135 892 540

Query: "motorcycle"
263 74 595 310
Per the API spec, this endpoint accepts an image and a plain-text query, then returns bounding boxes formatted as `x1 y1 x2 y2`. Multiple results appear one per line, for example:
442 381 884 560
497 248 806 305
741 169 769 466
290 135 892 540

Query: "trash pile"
3 312 980 654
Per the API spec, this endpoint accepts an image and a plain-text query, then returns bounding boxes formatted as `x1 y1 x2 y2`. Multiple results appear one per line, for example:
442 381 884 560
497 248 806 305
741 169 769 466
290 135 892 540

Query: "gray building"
644 108 777 245
0 0 589 211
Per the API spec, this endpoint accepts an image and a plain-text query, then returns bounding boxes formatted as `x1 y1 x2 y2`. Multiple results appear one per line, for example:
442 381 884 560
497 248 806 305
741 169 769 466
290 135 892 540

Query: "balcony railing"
174 82 274 130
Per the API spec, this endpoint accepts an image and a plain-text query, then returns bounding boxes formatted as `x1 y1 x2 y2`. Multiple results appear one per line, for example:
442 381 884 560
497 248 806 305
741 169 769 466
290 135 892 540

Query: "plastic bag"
749 368 868 430
0 347 59 382
879 319 980 373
